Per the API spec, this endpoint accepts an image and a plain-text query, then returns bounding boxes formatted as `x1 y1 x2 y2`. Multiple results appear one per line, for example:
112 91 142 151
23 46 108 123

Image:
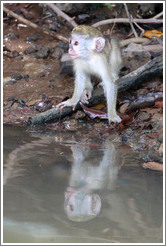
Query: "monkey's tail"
109 38 123 80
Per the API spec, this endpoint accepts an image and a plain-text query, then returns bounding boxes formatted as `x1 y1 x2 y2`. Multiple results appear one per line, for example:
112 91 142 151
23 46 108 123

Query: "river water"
3 126 163 243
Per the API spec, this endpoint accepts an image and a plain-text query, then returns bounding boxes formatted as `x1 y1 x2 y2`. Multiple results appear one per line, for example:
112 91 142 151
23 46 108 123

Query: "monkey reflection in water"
64 139 123 222
57 25 123 124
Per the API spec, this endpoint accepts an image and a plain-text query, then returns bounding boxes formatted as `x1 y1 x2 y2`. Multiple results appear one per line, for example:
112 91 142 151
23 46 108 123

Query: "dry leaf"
143 30 163 39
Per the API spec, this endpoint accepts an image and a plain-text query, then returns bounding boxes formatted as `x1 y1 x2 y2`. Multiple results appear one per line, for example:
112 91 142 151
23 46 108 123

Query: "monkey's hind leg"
105 82 121 124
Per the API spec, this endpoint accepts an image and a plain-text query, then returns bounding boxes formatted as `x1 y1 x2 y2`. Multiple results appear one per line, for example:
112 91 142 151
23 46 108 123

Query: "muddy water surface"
3 126 163 243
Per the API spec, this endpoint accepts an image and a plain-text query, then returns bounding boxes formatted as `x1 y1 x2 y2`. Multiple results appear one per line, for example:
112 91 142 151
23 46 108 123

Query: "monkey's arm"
57 71 90 109
80 80 93 104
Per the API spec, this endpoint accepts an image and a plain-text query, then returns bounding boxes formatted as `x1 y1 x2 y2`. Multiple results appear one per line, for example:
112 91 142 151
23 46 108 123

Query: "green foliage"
103 3 112 8
92 3 113 8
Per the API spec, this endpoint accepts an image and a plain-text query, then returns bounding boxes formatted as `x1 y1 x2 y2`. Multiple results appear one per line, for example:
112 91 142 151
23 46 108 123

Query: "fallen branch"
120 37 150 47
92 17 163 28
28 55 163 125
117 55 163 92
125 92 163 113
3 6 68 42
46 3 78 28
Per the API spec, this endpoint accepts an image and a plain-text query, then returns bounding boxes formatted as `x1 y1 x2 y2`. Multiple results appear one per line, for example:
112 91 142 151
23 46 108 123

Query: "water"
3 126 163 243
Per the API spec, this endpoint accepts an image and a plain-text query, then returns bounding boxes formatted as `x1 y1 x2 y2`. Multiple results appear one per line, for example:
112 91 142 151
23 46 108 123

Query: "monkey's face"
68 34 88 59
68 34 106 60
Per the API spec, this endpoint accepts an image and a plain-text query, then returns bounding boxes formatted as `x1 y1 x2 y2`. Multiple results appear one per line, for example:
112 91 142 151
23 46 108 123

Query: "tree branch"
3 6 68 43
124 3 138 37
92 17 163 28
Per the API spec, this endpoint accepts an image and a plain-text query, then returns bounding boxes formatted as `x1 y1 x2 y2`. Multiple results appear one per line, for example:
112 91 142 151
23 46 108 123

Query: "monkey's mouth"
69 54 79 59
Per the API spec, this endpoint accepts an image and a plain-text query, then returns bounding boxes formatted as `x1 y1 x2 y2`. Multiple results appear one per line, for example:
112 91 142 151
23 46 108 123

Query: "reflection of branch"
92 16 163 28
46 3 78 28
3 6 68 42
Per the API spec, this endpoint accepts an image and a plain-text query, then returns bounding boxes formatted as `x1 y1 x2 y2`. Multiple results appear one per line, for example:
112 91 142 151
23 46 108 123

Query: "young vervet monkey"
57 25 123 123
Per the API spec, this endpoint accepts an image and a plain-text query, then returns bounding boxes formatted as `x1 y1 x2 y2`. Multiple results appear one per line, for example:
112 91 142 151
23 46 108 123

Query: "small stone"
49 23 60 32
38 72 45 78
51 47 64 59
7 96 15 101
4 33 19 40
11 50 20 57
60 60 73 76
49 84 54 89
135 111 151 122
35 46 50 59
24 45 37 54
58 41 68 51
75 110 86 120
23 74 29 79
6 80 17 86
11 73 23 80
26 37 39 43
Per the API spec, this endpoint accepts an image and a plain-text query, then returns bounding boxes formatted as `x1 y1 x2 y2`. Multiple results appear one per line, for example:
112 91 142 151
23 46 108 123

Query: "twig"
92 17 163 28
46 3 78 28
124 3 138 37
110 9 117 35
132 17 145 37
3 6 38 28
3 6 68 43
153 11 163 19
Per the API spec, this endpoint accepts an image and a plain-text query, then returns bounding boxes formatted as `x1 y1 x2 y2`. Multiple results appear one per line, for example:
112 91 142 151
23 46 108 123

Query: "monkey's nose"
68 48 73 55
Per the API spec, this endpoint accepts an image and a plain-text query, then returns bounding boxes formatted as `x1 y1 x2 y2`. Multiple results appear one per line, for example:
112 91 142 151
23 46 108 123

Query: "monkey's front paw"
109 114 121 124
80 89 92 104
56 100 77 110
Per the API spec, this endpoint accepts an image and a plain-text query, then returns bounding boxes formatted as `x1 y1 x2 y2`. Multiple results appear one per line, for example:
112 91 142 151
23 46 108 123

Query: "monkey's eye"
74 41 79 46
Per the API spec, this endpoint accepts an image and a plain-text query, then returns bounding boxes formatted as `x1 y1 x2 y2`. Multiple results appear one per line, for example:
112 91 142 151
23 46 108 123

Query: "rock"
51 47 64 59
63 119 78 131
55 3 90 14
138 3 162 18
60 60 73 76
24 45 51 59
5 80 17 86
135 111 151 122
49 23 60 32
23 74 29 79
77 14 91 24
38 72 46 78
34 99 52 112
49 84 54 89
36 46 50 59
58 41 68 51
25 37 39 43
11 50 20 57
7 96 15 102
75 110 86 120
11 73 24 80
4 33 19 40
24 45 38 54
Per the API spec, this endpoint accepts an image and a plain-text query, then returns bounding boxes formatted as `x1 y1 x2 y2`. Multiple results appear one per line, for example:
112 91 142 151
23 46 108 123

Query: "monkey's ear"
94 37 105 52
